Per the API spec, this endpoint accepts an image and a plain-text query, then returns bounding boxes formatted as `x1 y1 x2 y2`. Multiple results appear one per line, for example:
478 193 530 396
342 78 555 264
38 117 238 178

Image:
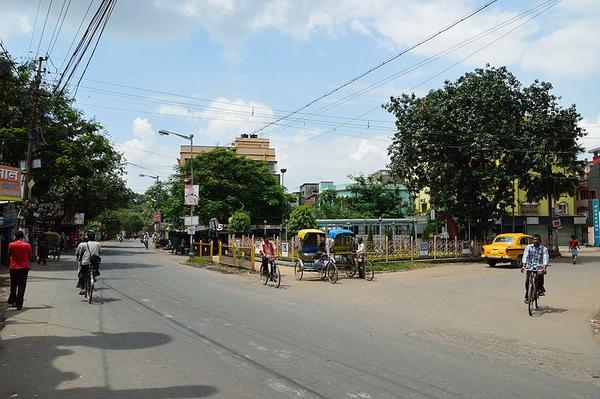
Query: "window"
520 237 530 245
520 203 539 214
494 237 514 244
558 202 568 215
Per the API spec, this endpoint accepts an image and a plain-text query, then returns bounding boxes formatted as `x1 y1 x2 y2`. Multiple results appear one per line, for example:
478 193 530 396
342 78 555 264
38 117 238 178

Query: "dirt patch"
408 327 600 386
592 311 600 341
183 260 255 275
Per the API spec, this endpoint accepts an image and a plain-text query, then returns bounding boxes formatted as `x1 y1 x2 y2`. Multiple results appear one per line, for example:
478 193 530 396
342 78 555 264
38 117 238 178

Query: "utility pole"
21 56 46 232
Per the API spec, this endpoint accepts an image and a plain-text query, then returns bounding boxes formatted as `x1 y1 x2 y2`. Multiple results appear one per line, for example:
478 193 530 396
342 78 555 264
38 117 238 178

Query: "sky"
1 0 599 194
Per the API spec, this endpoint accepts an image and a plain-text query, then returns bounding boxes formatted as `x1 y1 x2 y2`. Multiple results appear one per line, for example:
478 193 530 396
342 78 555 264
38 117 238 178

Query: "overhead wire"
265 0 560 139
278 0 562 153
247 0 500 136
47 0 73 56
27 0 42 56
35 0 54 58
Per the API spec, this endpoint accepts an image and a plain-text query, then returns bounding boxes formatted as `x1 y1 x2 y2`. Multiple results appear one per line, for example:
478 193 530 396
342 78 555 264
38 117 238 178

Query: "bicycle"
260 258 281 288
525 268 544 316
345 252 374 281
318 254 338 284
82 265 95 304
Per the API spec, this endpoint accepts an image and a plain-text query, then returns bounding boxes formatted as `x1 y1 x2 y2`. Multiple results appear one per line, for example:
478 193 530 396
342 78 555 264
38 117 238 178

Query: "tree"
346 174 409 218
228 210 251 235
385 66 585 239
287 205 317 235
0 53 132 227
166 148 288 225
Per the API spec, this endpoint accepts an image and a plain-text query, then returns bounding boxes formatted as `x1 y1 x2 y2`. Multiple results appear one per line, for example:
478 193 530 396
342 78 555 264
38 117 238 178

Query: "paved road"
1 241 599 398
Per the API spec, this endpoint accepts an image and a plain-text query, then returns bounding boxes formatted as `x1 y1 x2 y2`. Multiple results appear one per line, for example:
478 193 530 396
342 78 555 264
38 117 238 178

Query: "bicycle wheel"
345 261 356 278
294 260 304 280
273 264 281 288
364 260 374 281
87 272 94 304
527 276 535 316
260 264 268 285
327 263 338 284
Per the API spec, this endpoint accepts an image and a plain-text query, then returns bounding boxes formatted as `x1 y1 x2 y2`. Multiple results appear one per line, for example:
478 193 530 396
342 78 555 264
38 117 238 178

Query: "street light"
284 218 288 242
159 129 195 255
378 216 383 247
264 219 268 237
140 174 161 236
280 168 287 187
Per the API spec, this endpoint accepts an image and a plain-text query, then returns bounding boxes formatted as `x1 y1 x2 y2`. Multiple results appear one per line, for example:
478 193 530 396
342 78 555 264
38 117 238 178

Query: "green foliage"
422 219 443 240
0 53 132 226
165 148 288 225
287 205 317 235
346 174 408 218
228 210 251 235
385 65 585 238
96 208 145 238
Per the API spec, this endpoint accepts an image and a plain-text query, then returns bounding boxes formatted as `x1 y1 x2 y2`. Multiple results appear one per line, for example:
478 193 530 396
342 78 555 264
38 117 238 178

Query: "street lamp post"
263 220 268 237
280 168 287 187
279 168 287 239
378 216 383 251
140 174 160 236
159 129 195 255
284 218 288 242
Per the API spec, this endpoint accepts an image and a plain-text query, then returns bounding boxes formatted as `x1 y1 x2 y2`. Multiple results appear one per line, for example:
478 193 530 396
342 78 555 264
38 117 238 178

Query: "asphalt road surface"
1 241 599 399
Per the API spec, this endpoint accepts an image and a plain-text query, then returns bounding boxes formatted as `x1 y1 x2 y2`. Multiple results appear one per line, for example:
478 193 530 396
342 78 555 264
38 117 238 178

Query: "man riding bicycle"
521 233 549 303
75 232 101 295
260 236 277 280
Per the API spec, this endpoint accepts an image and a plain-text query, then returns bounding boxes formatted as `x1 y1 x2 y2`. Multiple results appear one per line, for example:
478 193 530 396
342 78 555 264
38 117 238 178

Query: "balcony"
520 203 539 214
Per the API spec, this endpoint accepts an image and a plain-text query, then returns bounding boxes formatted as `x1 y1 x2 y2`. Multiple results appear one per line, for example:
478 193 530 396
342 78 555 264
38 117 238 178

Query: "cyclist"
260 236 277 280
568 235 580 265
521 233 549 303
75 232 102 295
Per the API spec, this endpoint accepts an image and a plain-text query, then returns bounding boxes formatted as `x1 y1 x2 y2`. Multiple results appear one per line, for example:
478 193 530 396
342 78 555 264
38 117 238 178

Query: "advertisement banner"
0 165 22 201
184 185 199 206
184 216 199 226
593 199 600 247
152 211 162 223
74 213 85 225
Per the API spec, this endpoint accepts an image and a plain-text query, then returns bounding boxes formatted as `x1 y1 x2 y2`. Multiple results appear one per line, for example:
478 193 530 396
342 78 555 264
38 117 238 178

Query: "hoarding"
184 185 199 206
74 213 85 225
593 199 600 247
152 211 162 223
0 165 22 201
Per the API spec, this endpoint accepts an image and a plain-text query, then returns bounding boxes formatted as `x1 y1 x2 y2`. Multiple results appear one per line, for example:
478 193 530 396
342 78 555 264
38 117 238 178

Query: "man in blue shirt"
521 234 549 303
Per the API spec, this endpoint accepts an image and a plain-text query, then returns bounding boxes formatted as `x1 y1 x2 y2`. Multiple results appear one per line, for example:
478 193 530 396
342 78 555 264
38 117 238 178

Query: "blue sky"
1 0 599 193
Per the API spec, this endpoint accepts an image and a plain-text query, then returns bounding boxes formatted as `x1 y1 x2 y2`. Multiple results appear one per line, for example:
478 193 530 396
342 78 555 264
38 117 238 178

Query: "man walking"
7 230 32 310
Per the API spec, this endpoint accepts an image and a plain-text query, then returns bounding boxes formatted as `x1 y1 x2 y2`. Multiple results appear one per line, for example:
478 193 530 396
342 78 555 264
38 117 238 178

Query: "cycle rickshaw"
328 229 374 280
293 229 338 284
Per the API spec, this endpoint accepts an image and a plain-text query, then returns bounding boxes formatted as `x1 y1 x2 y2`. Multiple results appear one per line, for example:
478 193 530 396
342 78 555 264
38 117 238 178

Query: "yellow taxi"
481 233 531 267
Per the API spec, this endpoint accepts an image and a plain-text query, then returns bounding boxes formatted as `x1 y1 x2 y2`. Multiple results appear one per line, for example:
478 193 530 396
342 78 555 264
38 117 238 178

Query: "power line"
248 0 499 137
27 0 42 56
47 0 73 56
278 0 561 153
35 0 54 58
265 0 560 139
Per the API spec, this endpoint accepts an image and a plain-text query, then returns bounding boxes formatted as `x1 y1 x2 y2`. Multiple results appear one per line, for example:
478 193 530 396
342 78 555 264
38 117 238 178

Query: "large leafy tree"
346 174 409 218
0 53 132 226
385 66 584 239
287 205 317 235
164 148 288 226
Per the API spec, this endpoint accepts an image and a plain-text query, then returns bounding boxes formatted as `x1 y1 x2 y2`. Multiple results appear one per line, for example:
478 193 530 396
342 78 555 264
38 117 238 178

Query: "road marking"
267 379 305 398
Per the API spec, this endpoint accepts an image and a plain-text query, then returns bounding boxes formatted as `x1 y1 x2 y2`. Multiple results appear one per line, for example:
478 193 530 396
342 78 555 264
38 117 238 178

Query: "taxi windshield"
493 236 514 244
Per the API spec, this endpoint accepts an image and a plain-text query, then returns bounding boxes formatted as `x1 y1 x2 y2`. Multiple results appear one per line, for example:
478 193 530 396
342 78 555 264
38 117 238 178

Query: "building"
178 134 280 179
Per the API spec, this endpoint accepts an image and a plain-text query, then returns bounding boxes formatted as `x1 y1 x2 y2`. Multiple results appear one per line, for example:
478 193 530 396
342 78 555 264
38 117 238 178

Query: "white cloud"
580 115 600 159
115 117 177 193
197 98 275 139
0 2 32 39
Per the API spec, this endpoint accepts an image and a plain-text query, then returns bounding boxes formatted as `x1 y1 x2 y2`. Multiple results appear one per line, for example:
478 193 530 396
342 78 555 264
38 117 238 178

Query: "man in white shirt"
75 232 101 294
356 237 366 279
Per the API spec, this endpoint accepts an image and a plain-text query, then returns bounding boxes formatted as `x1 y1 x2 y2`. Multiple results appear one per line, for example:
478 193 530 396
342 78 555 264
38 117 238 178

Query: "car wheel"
487 261 497 267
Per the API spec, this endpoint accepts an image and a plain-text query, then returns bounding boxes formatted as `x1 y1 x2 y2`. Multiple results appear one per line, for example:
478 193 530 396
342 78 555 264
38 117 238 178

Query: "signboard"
0 203 18 227
186 226 196 235
419 241 429 256
74 213 85 225
152 211 162 223
593 199 600 247
184 184 199 206
461 241 471 255
281 242 289 258
184 216 199 226
0 165 22 201
574 216 587 225
526 217 539 225
551 217 561 228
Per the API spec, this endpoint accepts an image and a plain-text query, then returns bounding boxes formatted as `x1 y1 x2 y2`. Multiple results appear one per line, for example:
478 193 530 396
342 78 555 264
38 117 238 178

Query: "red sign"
0 165 22 201
552 218 561 228
153 211 162 223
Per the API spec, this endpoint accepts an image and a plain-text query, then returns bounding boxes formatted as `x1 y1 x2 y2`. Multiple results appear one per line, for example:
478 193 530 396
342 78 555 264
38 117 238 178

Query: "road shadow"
531 306 569 317
0 331 218 398
93 297 121 305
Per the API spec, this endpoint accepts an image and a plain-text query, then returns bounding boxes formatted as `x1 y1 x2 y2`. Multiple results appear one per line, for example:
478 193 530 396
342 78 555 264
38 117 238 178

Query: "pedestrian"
356 237 366 279
568 235 580 265
7 230 32 310
36 231 48 265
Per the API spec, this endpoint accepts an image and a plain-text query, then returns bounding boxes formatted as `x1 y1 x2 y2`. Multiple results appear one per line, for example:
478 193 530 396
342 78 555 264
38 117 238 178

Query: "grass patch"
371 261 437 272
185 256 254 274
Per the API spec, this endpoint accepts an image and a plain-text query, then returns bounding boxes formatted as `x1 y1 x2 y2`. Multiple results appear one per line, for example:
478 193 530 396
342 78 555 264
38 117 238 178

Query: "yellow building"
178 134 279 175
